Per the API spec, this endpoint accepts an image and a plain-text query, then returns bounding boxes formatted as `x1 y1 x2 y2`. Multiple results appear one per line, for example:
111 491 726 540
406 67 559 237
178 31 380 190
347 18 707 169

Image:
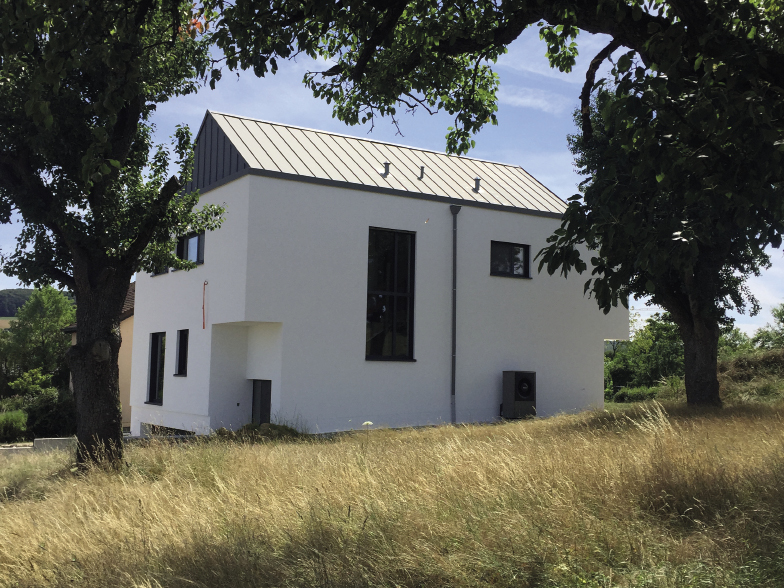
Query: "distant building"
130 111 628 435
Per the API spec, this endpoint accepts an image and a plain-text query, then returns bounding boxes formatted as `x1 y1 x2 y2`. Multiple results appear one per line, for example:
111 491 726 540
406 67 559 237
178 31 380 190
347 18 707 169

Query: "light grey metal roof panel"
201 111 567 215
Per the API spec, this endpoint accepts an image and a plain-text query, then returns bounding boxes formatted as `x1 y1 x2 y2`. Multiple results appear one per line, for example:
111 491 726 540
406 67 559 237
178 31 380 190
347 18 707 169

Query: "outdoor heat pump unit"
501 371 536 419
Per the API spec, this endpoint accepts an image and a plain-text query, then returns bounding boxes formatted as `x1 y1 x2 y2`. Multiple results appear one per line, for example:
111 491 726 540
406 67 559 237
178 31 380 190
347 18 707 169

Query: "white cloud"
496 29 617 84
497 86 573 115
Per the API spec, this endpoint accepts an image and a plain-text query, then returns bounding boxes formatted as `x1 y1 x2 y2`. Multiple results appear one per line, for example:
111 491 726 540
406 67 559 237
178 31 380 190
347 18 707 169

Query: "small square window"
491 241 530 279
176 232 205 264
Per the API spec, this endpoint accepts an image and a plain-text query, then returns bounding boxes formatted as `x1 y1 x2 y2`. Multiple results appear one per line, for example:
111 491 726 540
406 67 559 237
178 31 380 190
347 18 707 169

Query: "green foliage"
9 368 57 399
0 289 33 318
0 287 75 397
8 287 74 379
0 0 228 459
605 313 684 395
718 327 755 358
5 368 76 439
24 388 77 440
0 410 27 443
751 303 784 349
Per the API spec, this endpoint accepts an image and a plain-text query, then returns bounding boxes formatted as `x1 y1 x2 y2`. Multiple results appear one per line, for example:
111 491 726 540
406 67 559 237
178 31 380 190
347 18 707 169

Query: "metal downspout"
450 205 461 424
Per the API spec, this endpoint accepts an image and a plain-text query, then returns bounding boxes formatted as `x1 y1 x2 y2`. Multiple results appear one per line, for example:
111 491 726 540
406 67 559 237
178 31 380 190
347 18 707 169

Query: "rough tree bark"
67 263 133 464
680 317 722 406
659 258 725 407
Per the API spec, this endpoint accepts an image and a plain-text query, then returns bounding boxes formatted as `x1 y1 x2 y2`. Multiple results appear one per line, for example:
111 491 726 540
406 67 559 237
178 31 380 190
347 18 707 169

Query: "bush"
0 410 27 442
213 422 304 442
0 395 24 413
612 386 657 403
24 388 77 439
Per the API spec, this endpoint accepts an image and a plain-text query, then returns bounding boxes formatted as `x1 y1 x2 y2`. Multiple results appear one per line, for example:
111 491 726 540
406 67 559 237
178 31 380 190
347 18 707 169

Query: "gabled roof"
185 111 566 218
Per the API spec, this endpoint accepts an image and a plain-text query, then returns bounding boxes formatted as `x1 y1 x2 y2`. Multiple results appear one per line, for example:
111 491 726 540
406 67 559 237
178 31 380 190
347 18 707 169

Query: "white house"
129 111 628 436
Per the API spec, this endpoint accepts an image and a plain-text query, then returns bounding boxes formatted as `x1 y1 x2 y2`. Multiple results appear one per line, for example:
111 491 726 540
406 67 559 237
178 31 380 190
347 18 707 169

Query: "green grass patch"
0 409 27 443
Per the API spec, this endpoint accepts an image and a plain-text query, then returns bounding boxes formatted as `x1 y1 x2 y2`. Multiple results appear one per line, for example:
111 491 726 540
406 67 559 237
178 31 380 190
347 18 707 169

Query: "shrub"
0 410 27 442
0 395 24 413
613 386 657 403
24 388 77 439
213 422 304 442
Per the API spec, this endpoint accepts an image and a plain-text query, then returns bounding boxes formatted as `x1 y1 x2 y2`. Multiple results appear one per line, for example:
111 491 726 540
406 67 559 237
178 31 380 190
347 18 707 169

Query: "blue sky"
0 28 780 333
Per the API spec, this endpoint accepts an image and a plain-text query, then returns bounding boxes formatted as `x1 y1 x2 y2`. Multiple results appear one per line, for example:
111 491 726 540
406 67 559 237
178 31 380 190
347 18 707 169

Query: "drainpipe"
450 204 461 424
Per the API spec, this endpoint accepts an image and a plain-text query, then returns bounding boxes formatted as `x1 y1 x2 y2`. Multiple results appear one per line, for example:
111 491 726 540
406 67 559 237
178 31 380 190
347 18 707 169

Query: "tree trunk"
679 315 722 406
67 271 130 465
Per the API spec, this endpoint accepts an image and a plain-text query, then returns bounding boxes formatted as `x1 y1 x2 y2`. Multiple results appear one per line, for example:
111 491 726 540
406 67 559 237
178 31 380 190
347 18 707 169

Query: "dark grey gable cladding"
185 112 250 193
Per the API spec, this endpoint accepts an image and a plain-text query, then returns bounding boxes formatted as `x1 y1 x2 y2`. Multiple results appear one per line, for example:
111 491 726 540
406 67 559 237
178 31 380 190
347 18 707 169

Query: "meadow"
1 401 783 587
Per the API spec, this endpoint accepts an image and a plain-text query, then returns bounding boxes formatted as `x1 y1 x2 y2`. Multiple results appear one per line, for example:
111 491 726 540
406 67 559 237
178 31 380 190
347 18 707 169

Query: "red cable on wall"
203 280 208 329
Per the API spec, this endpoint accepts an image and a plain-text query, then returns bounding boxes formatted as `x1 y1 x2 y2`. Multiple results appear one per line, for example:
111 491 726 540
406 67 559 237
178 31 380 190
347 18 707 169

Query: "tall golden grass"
1 402 783 587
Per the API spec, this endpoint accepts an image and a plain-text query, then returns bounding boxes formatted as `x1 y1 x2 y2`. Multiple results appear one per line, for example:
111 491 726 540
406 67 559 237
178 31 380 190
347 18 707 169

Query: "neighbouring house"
129 111 628 436
67 282 135 431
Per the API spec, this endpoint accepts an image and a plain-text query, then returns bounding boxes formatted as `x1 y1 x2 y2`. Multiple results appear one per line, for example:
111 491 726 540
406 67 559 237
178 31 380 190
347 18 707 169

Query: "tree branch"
352 0 410 82
580 39 621 142
124 175 182 262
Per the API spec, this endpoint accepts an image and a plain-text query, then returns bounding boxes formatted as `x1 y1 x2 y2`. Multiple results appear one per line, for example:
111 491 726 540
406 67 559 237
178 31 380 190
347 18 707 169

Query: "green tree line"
606 302 784 402
0 286 77 441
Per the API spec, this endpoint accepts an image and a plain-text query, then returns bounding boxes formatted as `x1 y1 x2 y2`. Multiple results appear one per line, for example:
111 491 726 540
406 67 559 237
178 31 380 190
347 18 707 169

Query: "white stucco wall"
129 173 628 436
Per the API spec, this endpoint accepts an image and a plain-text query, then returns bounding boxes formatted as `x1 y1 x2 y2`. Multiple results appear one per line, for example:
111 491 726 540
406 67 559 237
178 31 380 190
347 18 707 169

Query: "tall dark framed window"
491 241 531 279
176 232 205 264
366 227 415 360
148 332 166 404
174 329 189 376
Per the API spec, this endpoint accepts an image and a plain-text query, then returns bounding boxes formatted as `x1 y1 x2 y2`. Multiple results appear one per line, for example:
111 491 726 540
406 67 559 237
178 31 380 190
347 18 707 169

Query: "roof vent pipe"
381 161 390 177
418 165 425 180
473 176 481 193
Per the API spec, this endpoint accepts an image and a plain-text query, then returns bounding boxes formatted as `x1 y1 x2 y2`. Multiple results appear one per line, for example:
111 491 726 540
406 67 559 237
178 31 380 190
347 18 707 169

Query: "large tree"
0 1 224 462
209 0 784 406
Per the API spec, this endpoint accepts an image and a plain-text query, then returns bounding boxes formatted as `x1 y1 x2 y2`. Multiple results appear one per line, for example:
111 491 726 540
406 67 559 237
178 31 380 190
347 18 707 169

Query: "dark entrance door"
251 380 272 425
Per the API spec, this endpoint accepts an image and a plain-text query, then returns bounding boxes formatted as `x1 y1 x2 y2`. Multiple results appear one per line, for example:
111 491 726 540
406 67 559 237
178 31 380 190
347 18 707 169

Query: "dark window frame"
174 329 189 377
490 240 531 279
176 231 205 265
366 227 416 361
147 332 166 404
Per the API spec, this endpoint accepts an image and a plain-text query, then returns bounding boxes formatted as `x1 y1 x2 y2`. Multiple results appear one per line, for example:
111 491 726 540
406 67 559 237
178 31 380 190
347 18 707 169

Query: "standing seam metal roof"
193 111 566 216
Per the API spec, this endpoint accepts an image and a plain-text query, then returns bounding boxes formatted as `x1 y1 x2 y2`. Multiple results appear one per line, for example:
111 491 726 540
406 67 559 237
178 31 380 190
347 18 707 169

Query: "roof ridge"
207 110 531 171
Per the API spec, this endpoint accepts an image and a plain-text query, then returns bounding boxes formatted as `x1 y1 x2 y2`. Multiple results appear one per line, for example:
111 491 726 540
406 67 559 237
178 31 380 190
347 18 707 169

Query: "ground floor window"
366 227 415 360
174 329 189 376
148 332 166 404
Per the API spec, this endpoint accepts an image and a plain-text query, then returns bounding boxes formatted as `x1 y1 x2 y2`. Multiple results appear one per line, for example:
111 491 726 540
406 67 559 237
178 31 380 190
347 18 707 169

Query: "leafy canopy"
0 0 224 290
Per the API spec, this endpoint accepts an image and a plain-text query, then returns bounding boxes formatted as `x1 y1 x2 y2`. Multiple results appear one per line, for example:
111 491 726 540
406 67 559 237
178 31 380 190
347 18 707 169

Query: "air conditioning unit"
501 371 536 419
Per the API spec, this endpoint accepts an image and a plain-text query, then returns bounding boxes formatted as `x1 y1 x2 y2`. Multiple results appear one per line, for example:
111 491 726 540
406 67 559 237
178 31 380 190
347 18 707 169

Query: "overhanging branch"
580 39 621 142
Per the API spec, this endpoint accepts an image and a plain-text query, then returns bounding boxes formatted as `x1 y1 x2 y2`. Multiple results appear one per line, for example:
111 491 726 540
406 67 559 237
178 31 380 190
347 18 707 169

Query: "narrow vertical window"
174 329 189 376
148 332 166 403
366 227 415 360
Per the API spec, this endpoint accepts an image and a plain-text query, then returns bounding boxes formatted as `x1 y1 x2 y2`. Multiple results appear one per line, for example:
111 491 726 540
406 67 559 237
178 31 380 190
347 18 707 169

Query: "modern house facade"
128 111 628 435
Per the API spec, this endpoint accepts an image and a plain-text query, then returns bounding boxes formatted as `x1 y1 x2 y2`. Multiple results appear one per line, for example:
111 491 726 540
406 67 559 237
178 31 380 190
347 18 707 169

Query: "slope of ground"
1 402 783 587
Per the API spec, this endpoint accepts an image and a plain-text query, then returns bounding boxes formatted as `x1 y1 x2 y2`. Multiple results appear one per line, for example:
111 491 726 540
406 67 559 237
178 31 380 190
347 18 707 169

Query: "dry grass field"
1 402 783 587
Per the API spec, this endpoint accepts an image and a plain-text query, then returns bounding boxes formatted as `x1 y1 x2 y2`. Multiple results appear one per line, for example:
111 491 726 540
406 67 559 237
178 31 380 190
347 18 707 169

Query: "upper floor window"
491 241 530 279
366 227 415 360
176 232 205 264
